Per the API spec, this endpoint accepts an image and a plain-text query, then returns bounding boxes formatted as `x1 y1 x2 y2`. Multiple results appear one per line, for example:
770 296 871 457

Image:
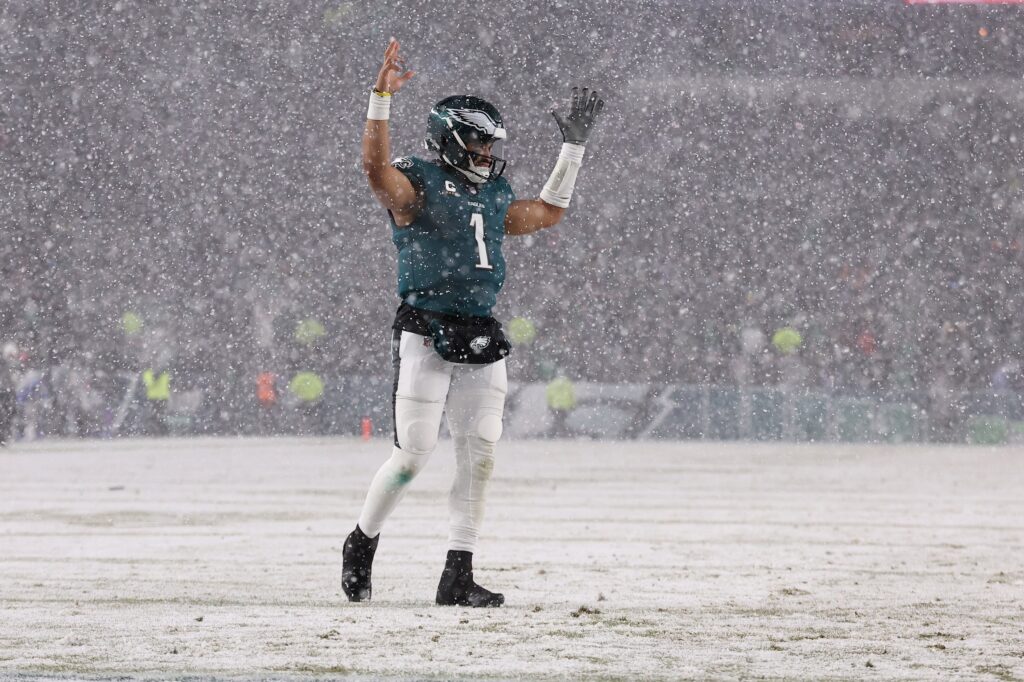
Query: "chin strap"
539 143 585 208
455 165 489 184
443 154 489 184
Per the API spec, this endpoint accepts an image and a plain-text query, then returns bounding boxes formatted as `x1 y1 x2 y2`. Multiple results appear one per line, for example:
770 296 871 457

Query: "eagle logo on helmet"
445 108 507 140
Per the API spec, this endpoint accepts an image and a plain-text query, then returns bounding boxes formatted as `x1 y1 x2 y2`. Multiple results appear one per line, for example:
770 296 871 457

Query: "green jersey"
389 156 515 318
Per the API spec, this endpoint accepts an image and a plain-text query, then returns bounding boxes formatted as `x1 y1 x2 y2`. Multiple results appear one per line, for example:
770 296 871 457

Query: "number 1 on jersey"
470 212 492 270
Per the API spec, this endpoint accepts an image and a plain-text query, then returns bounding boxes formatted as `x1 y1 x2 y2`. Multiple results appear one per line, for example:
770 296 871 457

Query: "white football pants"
357 330 507 552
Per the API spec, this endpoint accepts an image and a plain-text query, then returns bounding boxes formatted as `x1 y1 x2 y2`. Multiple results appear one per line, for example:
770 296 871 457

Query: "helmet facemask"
446 129 506 183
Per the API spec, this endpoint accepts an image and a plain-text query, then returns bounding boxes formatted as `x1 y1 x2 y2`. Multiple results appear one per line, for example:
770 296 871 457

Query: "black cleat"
435 550 504 608
342 525 379 602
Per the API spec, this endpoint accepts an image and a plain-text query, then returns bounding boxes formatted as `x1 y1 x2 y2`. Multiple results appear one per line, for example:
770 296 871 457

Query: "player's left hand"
551 86 604 145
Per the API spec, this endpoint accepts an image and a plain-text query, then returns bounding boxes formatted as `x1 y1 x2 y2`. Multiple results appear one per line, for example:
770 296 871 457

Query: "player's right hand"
374 38 415 95
551 87 604 145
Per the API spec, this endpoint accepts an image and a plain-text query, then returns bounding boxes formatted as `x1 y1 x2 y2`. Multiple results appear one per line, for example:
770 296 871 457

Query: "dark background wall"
3 1 1023 398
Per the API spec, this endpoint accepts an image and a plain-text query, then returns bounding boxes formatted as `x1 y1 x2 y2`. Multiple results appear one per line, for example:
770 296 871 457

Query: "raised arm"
362 39 420 225
504 200 565 236
504 87 605 236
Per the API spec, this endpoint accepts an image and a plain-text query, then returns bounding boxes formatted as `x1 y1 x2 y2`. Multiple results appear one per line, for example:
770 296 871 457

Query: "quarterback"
342 38 603 607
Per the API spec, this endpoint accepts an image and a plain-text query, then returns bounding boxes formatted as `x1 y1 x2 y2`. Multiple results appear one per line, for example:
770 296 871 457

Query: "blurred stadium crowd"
2 1 1023 439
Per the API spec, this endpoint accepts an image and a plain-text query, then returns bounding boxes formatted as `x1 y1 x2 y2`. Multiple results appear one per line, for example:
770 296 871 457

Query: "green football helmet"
424 95 507 183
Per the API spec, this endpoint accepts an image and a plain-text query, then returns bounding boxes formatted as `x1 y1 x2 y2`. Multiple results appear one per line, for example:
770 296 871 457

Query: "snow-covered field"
1 437 1022 681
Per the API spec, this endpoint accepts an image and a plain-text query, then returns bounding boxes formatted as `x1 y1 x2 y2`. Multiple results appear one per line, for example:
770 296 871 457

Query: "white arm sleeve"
539 143 586 209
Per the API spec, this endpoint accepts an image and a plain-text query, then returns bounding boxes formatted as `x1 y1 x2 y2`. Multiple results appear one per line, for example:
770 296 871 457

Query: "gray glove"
551 87 604 145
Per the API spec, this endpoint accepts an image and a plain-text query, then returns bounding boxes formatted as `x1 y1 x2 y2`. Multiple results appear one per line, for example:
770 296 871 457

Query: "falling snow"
3 3 1024 441
3 2 1024 679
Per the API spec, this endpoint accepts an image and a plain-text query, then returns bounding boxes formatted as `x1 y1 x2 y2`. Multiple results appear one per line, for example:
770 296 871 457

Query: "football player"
342 38 603 607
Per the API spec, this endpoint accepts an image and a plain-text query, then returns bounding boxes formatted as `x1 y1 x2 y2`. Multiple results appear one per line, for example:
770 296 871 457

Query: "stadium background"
3 0 1024 442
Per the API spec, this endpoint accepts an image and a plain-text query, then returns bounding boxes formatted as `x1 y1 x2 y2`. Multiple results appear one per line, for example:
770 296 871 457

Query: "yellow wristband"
372 88 392 98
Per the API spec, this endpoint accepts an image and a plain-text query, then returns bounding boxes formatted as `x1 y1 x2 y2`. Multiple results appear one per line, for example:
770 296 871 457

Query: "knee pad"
395 396 444 455
402 418 438 455
476 413 503 444
448 389 504 444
